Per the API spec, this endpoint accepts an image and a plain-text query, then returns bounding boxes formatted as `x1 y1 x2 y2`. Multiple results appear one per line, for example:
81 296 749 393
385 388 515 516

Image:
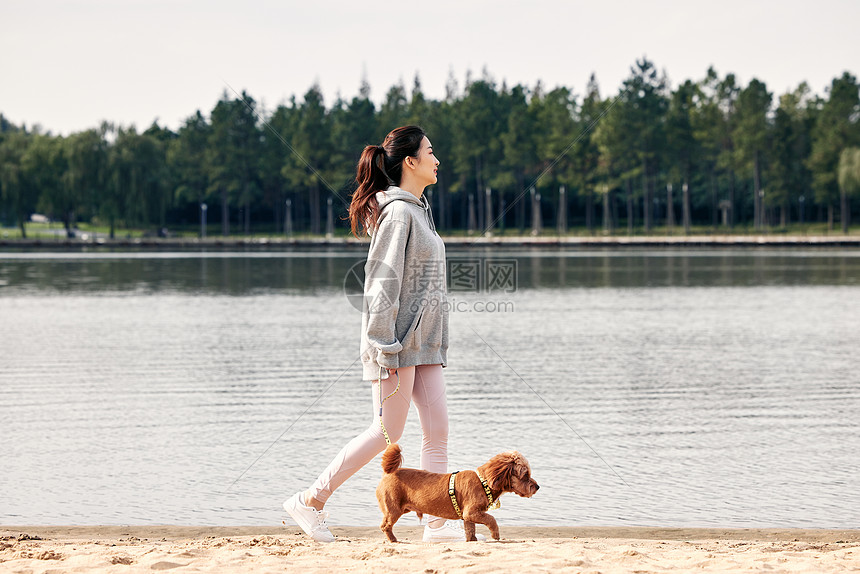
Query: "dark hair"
348 125 426 237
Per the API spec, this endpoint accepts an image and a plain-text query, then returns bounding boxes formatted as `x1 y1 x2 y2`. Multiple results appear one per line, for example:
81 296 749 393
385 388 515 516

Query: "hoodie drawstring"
421 194 437 234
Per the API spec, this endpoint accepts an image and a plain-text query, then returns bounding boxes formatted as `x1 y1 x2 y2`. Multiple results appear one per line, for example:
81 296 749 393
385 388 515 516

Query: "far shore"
2 234 860 249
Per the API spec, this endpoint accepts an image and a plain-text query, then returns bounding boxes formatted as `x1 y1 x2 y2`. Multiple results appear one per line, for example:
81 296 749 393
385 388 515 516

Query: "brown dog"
376 444 539 542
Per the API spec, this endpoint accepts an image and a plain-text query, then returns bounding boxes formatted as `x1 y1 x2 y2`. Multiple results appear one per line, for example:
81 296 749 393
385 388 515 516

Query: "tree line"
1 58 859 239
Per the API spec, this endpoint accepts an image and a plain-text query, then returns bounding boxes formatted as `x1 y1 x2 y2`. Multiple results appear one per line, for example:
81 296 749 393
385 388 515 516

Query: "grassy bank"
2 221 859 242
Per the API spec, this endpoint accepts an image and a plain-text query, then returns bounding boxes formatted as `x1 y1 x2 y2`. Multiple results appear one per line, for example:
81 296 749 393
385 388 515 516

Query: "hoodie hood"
375 186 438 234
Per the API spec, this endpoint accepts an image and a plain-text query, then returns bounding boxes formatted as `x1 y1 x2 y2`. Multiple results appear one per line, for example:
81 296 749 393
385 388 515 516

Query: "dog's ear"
485 452 517 490
512 452 530 479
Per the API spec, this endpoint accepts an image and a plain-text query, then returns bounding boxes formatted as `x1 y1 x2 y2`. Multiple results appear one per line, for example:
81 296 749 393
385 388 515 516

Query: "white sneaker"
283 492 336 543
422 520 486 542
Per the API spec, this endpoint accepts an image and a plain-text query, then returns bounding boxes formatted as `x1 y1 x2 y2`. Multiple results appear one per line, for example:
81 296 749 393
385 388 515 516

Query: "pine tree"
808 72 860 230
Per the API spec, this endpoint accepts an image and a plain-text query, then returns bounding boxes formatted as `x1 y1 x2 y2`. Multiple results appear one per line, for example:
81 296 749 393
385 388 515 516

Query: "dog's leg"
463 509 500 541
380 512 403 543
463 520 477 542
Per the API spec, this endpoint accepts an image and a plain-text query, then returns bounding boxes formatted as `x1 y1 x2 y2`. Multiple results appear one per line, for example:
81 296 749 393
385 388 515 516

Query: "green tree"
617 58 669 231
325 95 357 228
0 113 18 135
446 75 503 229
768 83 814 228
329 75 378 213
207 90 262 235
107 126 137 237
24 134 67 234
598 60 669 234
97 122 128 238
808 72 860 230
530 85 578 233
498 84 538 232
595 92 638 234
692 67 728 228
282 84 330 234
109 125 172 233
0 130 34 237
208 95 235 235
377 81 409 140
62 127 109 233
139 122 174 230
264 101 301 234
666 79 698 233
570 74 605 234
715 72 742 227
168 110 211 234
837 147 860 233
406 74 430 128
733 78 772 229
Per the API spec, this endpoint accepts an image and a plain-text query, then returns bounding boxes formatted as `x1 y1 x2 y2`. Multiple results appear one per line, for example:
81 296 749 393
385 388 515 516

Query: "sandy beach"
2 526 858 573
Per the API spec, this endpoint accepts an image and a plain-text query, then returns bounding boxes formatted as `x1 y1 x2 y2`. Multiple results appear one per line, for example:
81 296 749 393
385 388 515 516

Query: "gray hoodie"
360 185 448 381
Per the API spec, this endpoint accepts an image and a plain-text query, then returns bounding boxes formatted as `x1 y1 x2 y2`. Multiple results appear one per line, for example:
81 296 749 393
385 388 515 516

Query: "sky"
2 0 858 136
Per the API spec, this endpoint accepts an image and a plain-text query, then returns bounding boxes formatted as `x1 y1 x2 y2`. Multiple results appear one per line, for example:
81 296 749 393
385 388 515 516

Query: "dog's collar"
448 471 463 518
476 471 501 511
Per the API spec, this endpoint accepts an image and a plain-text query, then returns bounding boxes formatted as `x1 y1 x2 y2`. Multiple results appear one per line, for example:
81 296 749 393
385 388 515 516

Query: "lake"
1 247 858 528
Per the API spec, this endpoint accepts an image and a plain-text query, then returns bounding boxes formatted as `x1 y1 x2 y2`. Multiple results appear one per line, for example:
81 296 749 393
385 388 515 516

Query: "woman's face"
411 136 440 186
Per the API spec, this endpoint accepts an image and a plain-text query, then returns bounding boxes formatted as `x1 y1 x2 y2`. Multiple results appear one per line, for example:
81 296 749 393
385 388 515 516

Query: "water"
1 248 859 528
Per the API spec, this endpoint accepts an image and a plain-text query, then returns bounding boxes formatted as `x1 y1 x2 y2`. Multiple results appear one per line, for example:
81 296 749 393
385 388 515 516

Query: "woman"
285 126 478 543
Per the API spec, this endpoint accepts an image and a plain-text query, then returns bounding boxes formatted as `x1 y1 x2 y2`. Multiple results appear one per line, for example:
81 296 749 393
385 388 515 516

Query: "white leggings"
307 364 448 503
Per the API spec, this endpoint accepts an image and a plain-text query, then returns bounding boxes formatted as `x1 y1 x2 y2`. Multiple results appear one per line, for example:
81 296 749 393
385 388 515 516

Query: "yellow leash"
375 365 401 446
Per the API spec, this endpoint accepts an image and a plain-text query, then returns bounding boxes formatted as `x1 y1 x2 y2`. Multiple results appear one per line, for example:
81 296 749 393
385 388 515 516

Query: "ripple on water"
1 253 859 527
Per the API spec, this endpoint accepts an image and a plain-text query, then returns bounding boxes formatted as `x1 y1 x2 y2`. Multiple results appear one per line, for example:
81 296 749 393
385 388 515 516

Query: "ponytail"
348 145 388 237
348 125 426 238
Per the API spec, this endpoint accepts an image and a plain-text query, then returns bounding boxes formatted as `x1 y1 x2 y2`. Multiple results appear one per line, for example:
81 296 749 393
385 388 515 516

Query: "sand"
2 526 858 573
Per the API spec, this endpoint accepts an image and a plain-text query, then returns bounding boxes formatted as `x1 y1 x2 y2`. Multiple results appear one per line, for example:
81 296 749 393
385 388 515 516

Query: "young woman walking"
284 126 479 543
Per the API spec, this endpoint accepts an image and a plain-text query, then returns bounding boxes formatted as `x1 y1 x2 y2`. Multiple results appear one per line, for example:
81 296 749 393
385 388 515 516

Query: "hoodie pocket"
401 306 425 351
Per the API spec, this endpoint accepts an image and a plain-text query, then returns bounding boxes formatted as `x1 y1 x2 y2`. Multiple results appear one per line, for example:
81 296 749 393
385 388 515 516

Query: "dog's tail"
381 443 402 474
